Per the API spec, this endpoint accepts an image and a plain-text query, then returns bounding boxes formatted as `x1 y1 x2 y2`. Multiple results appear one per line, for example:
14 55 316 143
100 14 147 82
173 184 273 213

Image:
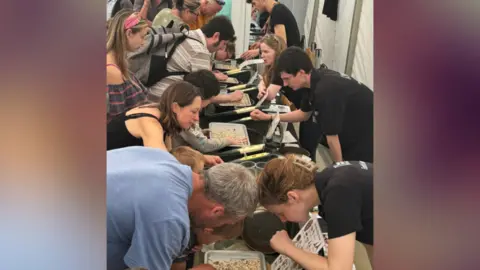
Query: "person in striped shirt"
147 15 236 101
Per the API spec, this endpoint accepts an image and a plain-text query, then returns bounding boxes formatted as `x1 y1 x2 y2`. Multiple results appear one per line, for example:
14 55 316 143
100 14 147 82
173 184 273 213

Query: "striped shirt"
107 68 147 123
172 123 231 153
147 29 212 101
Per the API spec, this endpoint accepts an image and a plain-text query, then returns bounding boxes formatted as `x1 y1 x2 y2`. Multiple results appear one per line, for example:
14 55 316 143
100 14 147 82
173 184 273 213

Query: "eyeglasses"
215 0 225 5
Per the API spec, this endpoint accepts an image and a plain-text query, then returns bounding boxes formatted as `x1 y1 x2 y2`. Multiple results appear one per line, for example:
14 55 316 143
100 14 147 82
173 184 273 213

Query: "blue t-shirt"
107 146 193 270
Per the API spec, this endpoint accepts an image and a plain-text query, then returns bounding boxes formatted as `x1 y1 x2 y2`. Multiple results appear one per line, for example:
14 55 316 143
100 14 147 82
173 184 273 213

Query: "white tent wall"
304 0 358 73
231 1 252 58
351 0 373 90
314 0 337 69
278 0 309 37
334 0 357 72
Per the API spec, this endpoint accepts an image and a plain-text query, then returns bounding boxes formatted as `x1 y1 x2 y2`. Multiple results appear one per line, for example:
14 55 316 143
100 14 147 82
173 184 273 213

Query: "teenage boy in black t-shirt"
251 47 374 163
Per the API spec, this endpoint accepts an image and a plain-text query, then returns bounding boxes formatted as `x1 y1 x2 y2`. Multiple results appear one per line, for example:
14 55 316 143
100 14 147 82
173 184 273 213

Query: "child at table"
172 70 246 153
171 146 245 270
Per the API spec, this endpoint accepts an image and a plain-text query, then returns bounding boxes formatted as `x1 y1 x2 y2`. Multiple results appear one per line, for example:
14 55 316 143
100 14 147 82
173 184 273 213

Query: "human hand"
257 83 267 99
250 109 271 121
270 230 295 255
229 90 244 102
240 49 260 60
213 70 228 81
203 155 224 166
227 137 248 146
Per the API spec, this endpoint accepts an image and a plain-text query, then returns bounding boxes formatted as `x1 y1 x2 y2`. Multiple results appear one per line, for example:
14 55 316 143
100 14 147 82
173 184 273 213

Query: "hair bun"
287 154 318 173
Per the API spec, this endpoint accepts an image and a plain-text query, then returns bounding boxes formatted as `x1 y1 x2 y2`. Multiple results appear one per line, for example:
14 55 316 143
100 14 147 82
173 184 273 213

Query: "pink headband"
124 14 140 30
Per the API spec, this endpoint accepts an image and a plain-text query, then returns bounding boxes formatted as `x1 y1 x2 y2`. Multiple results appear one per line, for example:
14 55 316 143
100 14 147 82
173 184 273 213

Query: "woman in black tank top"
107 81 202 151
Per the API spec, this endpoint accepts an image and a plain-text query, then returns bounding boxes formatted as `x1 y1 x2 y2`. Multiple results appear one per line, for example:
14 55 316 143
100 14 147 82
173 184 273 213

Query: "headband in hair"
124 13 140 30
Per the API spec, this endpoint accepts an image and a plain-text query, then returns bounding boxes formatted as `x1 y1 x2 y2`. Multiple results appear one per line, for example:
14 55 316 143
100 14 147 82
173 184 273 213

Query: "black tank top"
107 112 164 151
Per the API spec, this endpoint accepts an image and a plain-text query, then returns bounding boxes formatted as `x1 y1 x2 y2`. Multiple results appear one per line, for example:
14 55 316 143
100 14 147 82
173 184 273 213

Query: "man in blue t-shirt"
107 146 257 270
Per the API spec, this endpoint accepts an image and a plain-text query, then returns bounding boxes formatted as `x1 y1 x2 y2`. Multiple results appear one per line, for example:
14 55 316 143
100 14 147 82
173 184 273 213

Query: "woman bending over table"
107 80 223 165
257 156 374 270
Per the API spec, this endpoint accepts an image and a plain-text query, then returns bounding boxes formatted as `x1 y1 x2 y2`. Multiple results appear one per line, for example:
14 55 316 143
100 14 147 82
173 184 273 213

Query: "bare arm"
266 84 281 100
106 66 124 85
251 109 311 123
138 118 168 151
274 24 288 45
258 77 281 101
138 0 150 20
278 109 311 123
326 135 343 162
283 233 357 270
210 92 242 104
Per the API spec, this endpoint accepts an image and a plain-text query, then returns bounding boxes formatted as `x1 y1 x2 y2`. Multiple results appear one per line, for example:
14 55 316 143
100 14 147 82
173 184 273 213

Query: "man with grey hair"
107 146 257 270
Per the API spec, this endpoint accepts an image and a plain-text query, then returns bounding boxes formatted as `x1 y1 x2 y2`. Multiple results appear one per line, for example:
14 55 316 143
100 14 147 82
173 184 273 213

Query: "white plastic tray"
218 94 252 107
209 123 250 147
205 250 267 270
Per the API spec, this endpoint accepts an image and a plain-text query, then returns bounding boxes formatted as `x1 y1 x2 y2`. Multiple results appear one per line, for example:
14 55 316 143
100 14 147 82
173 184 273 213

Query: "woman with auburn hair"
107 81 223 165
107 9 149 122
257 156 373 269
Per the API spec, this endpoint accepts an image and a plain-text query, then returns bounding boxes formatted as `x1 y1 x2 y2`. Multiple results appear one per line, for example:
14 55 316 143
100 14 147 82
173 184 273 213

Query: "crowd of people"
106 0 374 269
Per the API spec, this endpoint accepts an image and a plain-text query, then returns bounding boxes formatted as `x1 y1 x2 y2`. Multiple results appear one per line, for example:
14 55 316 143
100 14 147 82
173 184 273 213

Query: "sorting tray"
205 250 267 270
222 77 240 85
218 93 252 107
209 123 251 147
215 63 238 70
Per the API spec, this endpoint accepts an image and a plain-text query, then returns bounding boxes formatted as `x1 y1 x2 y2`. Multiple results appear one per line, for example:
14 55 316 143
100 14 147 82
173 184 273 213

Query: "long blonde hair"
261 34 287 87
106 9 148 82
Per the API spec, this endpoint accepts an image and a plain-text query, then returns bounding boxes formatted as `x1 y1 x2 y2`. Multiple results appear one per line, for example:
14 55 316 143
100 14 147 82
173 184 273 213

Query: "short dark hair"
201 15 236 42
184 70 221 99
275 46 314 76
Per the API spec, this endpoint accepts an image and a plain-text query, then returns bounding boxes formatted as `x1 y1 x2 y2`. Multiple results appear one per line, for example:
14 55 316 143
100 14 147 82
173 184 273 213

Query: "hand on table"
229 90 244 102
213 70 228 81
257 83 267 99
241 49 260 60
250 109 271 121
227 137 248 146
203 155 224 166
270 230 295 255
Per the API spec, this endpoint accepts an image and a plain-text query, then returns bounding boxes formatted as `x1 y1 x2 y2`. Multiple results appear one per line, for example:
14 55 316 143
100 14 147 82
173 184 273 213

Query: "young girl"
172 70 245 153
257 156 373 269
107 9 149 122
